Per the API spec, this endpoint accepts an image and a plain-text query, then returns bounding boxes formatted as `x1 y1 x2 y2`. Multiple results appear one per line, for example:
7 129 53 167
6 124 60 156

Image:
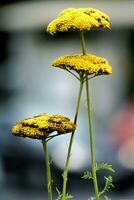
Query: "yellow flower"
47 8 110 35
52 54 112 75
11 113 76 140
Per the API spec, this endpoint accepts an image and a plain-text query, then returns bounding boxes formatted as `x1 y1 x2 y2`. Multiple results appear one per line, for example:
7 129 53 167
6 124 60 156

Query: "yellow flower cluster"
47 8 110 35
52 54 112 75
11 113 76 140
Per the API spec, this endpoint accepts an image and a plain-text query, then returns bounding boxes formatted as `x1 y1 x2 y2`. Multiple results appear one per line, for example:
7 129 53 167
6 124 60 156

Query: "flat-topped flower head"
11 113 76 140
47 8 110 35
52 54 112 76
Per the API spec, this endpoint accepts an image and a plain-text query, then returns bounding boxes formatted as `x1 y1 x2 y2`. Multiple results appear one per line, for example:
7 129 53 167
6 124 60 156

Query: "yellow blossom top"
52 54 112 75
11 113 76 140
47 8 110 35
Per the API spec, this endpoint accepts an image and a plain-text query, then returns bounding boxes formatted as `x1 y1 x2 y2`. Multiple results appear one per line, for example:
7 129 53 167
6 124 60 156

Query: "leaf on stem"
100 176 114 197
104 195 112 200
88 197 95 200
65 194 73 199
96 163 115 173
56 187 62 200
82 171 93 180
104 176 114 192
56 188 73 200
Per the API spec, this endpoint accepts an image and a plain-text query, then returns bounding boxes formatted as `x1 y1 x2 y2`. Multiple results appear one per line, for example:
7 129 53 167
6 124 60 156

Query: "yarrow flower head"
11 113 76 140
47 8 110 35
52 54 112 76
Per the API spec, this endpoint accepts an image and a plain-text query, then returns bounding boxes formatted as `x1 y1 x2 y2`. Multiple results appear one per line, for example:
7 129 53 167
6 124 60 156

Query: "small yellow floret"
52 54 112 75
47 8 110 35
11 113 76 140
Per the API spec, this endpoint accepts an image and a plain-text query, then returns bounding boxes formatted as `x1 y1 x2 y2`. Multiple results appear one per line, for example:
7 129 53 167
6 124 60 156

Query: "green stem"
86 77 99 200
80 32 87 55
62 77 84 200
80 32 99 200
42 140 53 200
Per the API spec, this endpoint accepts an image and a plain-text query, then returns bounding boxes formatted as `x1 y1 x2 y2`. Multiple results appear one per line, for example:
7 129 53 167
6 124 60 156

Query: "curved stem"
65 68 80 80
86 77 99 200
80 32 99 200
62 77 84 200
42 140 53 200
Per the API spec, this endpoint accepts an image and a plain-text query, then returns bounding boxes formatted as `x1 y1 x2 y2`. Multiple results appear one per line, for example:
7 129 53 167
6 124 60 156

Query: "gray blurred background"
0 0 134 200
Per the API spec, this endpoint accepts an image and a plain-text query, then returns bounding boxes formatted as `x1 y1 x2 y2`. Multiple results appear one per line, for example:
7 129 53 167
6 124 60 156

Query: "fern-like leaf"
100 176 114 196
56 187 62 200
82 171 93 180
96 163 115 173
56 188 73 200
104 176 114 192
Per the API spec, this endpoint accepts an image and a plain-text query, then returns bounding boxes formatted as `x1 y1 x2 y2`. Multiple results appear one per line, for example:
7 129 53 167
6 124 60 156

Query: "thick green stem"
62 78 84 200
42 140 52 200
86 77 99 200
80 32 99 200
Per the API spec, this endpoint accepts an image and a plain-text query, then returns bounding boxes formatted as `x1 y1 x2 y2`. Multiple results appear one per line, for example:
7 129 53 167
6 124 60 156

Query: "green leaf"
104 195 111 200
55 187 62 200
55 188 73 200
65 194 73 199
96 163 115 173
82 171 93 180
100 176 114 197
104 176 114 192
88 197 95 200
56 194 62 200
56 187 60 195
89 196 111 200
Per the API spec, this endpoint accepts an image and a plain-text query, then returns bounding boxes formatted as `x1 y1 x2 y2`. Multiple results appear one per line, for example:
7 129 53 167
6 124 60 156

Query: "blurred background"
0 0 134 200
